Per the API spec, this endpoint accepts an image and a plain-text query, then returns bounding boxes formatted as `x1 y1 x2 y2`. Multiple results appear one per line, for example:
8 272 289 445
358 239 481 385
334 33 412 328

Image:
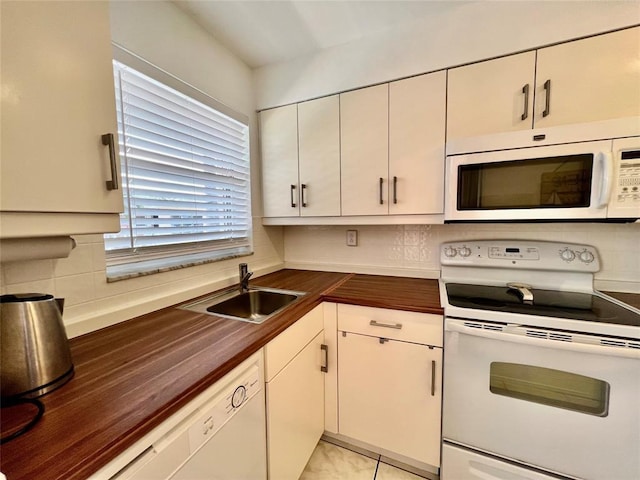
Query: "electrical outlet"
346 230 358 247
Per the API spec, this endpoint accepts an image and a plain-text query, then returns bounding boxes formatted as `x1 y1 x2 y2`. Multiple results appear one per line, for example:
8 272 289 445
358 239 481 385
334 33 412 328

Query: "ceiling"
173 1 471 68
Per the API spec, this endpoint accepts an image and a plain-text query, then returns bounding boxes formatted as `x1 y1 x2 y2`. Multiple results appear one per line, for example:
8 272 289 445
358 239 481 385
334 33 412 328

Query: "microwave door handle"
445 320 640 360
594 151 613 209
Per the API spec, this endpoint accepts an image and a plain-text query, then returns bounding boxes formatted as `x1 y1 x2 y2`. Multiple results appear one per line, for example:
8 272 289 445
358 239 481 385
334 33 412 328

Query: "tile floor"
299 440 430 480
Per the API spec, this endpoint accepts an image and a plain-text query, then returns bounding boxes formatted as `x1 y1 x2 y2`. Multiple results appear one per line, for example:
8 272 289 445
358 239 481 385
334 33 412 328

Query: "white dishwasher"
98 353 267 480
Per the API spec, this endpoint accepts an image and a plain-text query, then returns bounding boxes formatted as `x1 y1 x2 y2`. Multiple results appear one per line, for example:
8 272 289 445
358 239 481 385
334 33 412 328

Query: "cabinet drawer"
337 304 442 347
264 304 324 382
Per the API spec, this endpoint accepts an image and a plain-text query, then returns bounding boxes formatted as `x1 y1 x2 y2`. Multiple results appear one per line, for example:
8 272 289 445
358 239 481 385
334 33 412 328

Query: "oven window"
489 362 609 416
458 154 593 210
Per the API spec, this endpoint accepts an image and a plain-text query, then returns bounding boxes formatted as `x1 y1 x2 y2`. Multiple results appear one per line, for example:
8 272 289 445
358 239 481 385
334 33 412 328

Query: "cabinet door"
260 105 300 217
340 84 389 216
298 95 341 217
1 1 122 214
447 51 536 140
389 72 446 215
323 303 339 434
266 331 324 480
535 27 640 128
338 332 442 467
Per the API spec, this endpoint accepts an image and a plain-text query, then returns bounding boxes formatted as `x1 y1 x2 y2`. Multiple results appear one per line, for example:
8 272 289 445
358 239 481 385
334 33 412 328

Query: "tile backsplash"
0 218 284 337
284 222 640 291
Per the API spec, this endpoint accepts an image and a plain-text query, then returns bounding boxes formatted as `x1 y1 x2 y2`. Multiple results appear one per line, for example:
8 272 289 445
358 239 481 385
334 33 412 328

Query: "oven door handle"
446 320 640 360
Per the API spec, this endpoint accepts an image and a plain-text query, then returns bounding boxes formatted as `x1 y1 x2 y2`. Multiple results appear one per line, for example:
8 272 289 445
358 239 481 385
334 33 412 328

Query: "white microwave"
444 137 640 222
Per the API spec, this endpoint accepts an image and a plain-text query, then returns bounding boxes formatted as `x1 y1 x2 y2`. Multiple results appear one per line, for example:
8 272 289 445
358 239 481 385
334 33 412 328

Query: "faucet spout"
239 263 253 292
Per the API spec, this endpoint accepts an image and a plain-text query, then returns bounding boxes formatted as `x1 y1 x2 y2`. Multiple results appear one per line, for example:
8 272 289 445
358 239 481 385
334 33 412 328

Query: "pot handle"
55 298 65 315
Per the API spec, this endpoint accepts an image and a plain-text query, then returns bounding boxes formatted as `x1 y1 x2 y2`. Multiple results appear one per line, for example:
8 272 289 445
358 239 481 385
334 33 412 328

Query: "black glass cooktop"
446 283 640 327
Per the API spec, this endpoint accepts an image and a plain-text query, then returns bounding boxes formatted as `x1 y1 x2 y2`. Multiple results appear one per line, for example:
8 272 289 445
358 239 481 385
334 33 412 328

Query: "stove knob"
559 248 575 262
459 246 472 257
578 250 595 264
444 247 458 258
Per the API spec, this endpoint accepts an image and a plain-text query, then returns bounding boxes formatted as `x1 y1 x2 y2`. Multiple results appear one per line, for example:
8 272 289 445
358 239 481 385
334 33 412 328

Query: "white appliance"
439 240 640 480
95 353 267 480
445 136 640 222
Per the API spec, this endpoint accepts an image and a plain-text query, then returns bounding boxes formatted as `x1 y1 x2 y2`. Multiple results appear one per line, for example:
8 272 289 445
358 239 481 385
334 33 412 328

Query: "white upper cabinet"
447 52 536 140
298 96 341 217
1 1 123 238
535 27 640 128
447 27 640 142
260 104 300 217
340 84 389 216
261 96 340 218
264 78 446 219
389 72 446 215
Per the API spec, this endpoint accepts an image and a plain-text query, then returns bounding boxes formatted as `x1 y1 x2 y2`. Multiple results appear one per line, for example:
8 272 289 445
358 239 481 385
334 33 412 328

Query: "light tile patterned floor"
299 441 429 480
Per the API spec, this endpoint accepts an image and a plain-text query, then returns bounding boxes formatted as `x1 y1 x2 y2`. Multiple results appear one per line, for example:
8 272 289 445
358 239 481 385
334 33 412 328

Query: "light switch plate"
346 230 358 247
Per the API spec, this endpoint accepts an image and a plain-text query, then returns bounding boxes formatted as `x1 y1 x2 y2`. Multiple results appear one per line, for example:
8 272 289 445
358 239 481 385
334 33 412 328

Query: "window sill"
106 250 254 283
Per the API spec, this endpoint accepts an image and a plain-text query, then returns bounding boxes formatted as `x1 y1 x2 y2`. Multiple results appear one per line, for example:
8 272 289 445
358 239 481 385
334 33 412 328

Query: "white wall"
0 1 285 337
255 1 640 109
284 223 640 293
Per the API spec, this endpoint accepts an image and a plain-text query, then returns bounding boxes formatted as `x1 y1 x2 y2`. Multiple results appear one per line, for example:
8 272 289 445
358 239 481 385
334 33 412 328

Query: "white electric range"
439 240 640 480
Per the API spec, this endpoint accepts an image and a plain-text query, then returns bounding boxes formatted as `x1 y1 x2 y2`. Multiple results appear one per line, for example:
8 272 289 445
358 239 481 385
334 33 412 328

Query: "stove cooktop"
446 283 640 328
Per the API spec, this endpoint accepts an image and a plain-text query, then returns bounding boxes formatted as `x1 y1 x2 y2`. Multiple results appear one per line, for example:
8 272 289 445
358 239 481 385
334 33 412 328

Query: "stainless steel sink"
179 287 305 324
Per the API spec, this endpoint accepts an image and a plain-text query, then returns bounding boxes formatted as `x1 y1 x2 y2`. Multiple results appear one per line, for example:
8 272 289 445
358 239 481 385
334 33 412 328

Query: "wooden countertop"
0 270 442 480
324 274 442 314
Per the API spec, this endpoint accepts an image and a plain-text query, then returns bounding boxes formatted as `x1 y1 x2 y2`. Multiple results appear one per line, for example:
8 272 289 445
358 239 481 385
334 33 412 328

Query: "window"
105 52 251 279
489 362 609 416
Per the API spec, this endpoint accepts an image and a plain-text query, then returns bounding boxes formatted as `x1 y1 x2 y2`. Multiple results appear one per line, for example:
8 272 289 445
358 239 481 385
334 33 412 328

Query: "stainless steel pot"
1 293 74 399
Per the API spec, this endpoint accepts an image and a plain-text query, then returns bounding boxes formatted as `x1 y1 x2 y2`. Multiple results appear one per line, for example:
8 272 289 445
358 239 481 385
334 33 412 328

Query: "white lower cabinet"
336 304 443 468
264 305 326 480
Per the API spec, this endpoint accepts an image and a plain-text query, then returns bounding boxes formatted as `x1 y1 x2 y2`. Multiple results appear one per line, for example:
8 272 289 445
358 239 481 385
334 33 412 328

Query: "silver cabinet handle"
521 84 529 121
542 79 551 117
301 183 307 207
379 177 384 205
320 344 328 372
101 133 119 191
431 360 436 396
290 184 297 208
393 176 398 204
369 320 402 330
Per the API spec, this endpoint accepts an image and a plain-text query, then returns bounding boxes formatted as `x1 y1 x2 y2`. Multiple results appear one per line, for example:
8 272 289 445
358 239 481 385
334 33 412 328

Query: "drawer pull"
369 320 402 330
320 344 328 373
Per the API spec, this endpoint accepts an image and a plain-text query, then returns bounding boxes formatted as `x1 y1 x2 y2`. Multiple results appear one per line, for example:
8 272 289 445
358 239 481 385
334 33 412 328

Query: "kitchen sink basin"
179 287 305 324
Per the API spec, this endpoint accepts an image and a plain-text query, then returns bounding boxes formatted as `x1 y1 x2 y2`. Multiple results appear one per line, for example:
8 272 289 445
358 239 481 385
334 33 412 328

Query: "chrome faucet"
239 263 253 292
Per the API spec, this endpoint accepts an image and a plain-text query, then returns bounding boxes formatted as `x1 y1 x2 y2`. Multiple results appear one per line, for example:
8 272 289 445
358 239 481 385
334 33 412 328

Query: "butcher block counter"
0 270 442 480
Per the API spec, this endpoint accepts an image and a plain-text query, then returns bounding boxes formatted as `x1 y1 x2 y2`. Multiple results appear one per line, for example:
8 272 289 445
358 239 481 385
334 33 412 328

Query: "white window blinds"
105 60 252 273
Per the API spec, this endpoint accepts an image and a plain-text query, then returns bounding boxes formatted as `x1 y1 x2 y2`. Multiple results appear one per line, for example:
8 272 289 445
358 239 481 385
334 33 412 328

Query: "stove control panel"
441 240 600 272
489 246 540 260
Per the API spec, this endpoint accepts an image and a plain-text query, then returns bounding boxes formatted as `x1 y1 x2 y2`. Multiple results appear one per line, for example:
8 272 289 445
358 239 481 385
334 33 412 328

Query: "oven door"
444 140 613 222
443 318 640 480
